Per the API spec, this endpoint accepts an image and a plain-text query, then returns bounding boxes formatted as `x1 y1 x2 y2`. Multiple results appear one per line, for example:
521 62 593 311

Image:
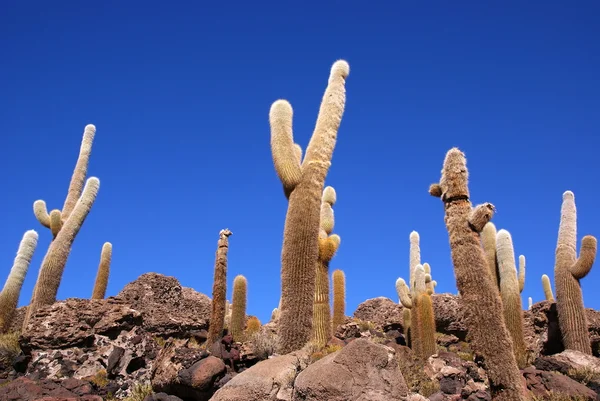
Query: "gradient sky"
1 1 599 325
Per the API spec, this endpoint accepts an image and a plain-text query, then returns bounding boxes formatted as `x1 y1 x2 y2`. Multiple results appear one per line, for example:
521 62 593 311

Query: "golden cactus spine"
91 242 112 300
207 229 232 346
554 191 596 355
429 148 525 401
245 316 261 337
269 60 349 354
33 124 96 239
331 269 346 332
23 177 100 331
541 274 554 301
230 275 247 342
496 229 528 368
0 230 38 333
312 186 340 347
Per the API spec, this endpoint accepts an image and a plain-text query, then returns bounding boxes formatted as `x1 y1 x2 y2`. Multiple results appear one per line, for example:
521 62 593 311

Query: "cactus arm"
301 60 349 171
331 269 346 331
570 235 596 279
395 278 413 308
33 200 51 228
270 100 303 194
320 201 335 235
468 203 496 233
518 255 526 293
49 210 62 239
409 231 420 290
481 222 500 288
61 124 96 220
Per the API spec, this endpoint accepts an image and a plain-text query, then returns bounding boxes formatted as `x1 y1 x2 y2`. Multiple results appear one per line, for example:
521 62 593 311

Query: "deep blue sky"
1 1 599 325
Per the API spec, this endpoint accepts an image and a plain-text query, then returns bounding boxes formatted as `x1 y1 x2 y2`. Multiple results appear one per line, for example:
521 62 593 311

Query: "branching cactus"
23 177 100 331
0 230 38 333
207 229 233 346
331 269 346 332
481 222 500 289
230 275 247 342
269 60 350 354
429 148 525 401
496 229 528 368
554 190 597 355
312 186 340 347
423 262 437 295
541 274 554 301
91 242 112 300
33 124 96 239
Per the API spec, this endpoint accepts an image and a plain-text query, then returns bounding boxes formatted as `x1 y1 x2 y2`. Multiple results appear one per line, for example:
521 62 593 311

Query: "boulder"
292 338 409 401
522 366 598 400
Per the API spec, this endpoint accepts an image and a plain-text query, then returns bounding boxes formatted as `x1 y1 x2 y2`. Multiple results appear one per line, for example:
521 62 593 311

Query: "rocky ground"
0 273 599 400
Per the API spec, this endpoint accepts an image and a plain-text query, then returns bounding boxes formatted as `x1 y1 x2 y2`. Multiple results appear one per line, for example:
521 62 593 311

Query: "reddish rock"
522 366 597 400
0 376 100 401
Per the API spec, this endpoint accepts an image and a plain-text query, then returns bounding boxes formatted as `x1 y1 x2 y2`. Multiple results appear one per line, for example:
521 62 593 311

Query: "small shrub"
248 328 279 360
0 331 21 367
531 392 588 401
397 349 440 397
310 344 342 363
153 336 166 347
352 318 375 332
567 366 600 386
457 351 474 362
107 382 153 401
89 369 109 387
245 316 261 337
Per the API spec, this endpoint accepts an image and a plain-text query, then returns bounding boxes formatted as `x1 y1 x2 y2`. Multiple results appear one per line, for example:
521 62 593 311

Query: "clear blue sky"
1 1 599 325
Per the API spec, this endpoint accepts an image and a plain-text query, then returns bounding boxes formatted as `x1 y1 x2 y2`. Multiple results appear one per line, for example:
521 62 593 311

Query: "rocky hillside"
0 273 599 401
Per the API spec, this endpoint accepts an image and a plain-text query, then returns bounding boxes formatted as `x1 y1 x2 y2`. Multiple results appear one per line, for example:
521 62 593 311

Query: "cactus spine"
541 274 554 301
230 275 247 342
269 60 349 354
331 269 346 332
207 229 232 346
429 148 525 401
23 177 100 331
33 124 96 239
312 186 340 347
91 242 112 300
496 229 528 368
554 190 597 355
0 230 38 333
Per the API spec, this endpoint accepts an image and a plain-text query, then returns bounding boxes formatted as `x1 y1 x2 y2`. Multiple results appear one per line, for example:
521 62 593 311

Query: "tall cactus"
312 186 340 347
230 275 247 342
429 148 525 401
23 177 100 331
207 229 232 346
91 242 112 300
331 269 346 332
269 60 350 354
496 229 528 368
0 230 38 333
33 124 96 239
541 274 554 301
554 190 597 354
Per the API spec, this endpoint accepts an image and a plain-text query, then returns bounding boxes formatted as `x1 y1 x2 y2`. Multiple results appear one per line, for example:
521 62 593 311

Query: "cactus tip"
85 124 96 132
410 231 420 241
270 99 293 116
429 183 442 197
24 229 39 239
563 190 574 200
331 59 350 78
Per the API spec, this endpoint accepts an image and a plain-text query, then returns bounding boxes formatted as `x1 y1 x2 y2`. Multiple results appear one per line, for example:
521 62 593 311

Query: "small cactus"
270 60 350 354
0 230 38 333
554 191 596 354
245 316 262 337
331 269 346 332
312 186 340 347
230 275 247 342
207 229 233 347
429 148 525 401
91 242 112 300
541 274 554 301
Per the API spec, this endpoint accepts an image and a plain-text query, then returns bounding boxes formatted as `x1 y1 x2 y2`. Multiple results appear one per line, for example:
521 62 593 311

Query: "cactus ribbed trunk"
0 230 38 333
403 308 412 347
230 275 247 342
312 258 331 346
270 61 349 354
554 191 596 355
418 293 437 360
332 269 346 332
430 148 525 401
91 242 112 300
23 177 100 331
206 229 232 347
